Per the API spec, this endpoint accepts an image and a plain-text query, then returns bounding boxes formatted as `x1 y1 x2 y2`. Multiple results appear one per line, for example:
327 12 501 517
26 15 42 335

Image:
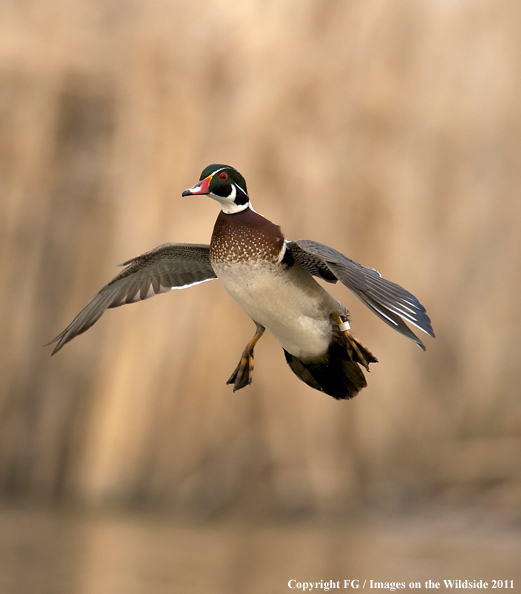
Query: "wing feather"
47 243 216 354
287 239 434 350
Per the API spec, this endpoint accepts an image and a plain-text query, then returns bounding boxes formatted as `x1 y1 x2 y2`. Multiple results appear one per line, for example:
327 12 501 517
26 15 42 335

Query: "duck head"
182 164 250 214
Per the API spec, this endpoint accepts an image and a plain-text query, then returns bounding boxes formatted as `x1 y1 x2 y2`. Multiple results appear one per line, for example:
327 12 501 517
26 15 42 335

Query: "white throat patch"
209 184 251 214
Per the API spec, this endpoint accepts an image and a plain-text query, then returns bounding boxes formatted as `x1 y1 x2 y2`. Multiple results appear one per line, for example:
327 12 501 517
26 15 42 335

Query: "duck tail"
283 328 378 400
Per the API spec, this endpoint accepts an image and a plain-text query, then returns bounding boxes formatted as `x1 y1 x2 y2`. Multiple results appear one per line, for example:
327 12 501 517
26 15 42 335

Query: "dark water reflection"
1 508 520 594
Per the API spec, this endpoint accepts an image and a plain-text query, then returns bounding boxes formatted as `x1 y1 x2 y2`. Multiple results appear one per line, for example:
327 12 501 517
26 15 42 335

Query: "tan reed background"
1 0 521 520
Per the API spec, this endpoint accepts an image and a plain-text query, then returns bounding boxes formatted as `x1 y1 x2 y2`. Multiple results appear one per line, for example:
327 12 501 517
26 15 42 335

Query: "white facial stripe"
236 184 249 201
211 167 226 176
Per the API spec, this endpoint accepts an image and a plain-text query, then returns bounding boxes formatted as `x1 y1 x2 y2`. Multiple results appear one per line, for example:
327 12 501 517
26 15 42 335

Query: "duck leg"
227 322 265 392
331 314 378 371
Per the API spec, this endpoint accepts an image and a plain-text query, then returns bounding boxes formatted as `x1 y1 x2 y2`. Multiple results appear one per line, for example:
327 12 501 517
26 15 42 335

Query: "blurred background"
1 0 521 592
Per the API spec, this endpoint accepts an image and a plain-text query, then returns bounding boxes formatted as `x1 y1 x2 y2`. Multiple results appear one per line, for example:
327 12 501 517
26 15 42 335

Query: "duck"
47 164 434 400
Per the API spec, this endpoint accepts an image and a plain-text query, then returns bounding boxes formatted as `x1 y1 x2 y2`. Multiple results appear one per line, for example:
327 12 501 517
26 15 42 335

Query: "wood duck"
48 164 434 400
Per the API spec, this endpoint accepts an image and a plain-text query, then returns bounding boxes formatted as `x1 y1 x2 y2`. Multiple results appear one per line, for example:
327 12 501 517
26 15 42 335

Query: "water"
0 508 520 594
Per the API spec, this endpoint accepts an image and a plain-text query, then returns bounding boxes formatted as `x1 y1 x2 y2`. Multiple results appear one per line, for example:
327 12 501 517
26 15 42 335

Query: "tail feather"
284 332 378 400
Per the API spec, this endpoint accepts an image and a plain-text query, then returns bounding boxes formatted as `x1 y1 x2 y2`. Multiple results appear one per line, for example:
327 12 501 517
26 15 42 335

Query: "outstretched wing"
287 239 434 350
47 243 216 355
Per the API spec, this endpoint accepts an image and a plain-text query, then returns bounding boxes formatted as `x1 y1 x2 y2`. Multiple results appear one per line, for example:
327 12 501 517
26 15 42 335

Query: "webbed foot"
227 352 255 391
226 323 265 392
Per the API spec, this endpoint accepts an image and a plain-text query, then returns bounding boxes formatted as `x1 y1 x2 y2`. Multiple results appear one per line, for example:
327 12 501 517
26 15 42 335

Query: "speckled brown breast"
209 208 285 266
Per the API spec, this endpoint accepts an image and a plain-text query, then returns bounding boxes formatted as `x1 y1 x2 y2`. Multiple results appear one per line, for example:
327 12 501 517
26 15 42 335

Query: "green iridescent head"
182 164 250 214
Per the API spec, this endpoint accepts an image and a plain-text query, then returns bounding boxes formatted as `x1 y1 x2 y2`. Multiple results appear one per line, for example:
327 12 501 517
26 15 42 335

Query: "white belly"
213 262 346 359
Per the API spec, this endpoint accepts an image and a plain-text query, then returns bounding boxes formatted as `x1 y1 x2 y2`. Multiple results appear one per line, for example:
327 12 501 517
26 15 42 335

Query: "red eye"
219 172 228 181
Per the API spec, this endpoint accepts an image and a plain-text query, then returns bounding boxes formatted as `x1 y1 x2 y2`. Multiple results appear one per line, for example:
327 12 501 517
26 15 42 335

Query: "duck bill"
182 175 212 197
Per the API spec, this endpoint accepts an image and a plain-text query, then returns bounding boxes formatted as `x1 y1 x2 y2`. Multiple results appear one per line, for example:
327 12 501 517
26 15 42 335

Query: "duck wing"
287 239 434 350
47 243 216 354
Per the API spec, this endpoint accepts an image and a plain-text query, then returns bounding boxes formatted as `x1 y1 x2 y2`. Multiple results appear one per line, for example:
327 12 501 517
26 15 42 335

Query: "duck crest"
209 208 285 266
